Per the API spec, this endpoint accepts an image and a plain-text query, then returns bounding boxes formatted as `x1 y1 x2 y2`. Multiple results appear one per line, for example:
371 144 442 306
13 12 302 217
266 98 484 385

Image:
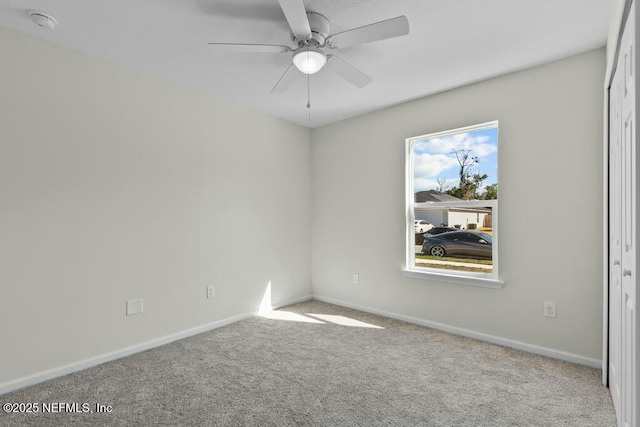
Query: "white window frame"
403 121 503 289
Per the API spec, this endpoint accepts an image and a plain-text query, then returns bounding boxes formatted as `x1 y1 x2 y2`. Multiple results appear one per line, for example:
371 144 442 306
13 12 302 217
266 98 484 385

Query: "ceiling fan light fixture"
292 48 327 74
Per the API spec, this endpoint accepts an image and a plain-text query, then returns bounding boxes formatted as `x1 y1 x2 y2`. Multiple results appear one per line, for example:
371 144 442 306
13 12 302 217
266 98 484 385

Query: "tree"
481 183 498 200
435 177 449 192
442 149 498 200
446 173 488 200
452 149 479 186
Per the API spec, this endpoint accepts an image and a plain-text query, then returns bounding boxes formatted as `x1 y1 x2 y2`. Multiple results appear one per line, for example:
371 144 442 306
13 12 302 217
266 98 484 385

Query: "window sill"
402 268 504 289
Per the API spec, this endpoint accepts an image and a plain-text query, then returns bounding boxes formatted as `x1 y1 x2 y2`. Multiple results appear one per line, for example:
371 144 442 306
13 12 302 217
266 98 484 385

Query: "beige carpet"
0 300 615 426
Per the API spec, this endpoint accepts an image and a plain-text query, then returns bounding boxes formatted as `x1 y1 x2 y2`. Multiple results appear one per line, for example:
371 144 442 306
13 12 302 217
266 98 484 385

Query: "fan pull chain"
307 59 311 122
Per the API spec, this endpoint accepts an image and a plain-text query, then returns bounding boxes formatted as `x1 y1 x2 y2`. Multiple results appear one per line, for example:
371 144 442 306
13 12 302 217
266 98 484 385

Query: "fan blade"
325 55 372 88
327 16 409 49
278 0 311 38
271 64 300 93
208 43 291 53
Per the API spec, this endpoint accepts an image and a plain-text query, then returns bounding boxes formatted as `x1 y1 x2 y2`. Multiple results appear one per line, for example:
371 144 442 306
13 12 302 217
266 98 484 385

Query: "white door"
610 2 638 427
619 2 637 426
610 50 623 425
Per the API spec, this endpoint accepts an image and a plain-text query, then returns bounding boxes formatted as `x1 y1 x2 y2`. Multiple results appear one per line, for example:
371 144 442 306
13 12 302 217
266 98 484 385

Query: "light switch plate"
126 299 144 316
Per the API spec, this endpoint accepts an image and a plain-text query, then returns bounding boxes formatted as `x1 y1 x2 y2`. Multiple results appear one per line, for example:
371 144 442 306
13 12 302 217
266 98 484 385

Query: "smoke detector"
28 10 58 30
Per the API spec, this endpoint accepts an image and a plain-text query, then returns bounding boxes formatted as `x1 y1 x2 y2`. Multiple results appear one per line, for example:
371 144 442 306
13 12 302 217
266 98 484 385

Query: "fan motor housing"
293 12 330 47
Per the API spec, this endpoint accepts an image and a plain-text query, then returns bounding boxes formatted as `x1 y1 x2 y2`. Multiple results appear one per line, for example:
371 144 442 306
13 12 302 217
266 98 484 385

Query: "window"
405 121 501 287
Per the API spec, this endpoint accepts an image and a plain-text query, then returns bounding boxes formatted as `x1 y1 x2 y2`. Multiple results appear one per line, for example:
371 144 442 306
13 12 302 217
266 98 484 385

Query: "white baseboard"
0 293 313 396
1 292 598 395
312 294 602 369
272 294 313 310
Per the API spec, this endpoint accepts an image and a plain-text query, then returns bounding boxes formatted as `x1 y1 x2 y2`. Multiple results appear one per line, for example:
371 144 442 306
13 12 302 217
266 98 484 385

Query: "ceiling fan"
208 0 410 93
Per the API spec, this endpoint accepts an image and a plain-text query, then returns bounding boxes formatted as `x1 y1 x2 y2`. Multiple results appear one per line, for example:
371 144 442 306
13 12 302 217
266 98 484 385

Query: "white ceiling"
0 0 611 127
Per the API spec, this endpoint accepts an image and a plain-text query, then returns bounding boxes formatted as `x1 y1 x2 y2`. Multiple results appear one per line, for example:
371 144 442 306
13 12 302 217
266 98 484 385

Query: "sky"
412 126 498 193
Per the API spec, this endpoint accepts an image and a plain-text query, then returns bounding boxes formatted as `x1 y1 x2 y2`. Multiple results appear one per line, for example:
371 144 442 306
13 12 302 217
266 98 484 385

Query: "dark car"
425 226 459 236
414 226 458 245
422 230 492 259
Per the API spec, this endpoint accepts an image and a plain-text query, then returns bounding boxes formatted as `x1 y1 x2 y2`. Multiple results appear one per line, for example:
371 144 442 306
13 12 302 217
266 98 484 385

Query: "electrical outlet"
207 285 215 299
353 274 359 284
543 302 556 318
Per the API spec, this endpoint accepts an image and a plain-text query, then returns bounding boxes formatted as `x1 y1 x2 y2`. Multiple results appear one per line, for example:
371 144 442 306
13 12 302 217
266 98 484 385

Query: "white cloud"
413 153 459 178
414 133 497 158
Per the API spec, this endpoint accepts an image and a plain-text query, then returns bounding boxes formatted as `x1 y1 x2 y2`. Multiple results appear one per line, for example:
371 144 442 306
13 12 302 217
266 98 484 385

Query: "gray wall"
0 27 607 388
311 49 605 361
0 29 311 385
